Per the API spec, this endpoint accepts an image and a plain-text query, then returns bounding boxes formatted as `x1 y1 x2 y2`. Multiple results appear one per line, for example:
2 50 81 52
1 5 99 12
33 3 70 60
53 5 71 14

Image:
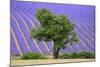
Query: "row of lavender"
10 1 95 56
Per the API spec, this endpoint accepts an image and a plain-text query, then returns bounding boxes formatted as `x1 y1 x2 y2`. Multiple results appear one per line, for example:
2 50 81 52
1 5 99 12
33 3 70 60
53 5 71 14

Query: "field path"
11 59 95 66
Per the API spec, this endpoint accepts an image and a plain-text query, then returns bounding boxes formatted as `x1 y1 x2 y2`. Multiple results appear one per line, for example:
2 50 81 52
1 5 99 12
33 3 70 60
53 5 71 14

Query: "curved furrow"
70 16 95 37
11 14 32 52
10 30 21 56
71 17 94 41
12 11 44 55
71 30 90 50
11 27 23 56
75 14 95 28
70 18 95 45
69 16 94 38
75 29 94 51
11 15 31 54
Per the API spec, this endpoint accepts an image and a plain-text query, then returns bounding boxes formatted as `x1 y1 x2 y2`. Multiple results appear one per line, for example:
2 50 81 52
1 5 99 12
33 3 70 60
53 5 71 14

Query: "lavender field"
10 1 95 56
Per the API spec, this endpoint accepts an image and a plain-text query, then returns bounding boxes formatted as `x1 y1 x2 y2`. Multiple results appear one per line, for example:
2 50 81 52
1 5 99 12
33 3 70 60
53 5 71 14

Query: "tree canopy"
31 8 79 58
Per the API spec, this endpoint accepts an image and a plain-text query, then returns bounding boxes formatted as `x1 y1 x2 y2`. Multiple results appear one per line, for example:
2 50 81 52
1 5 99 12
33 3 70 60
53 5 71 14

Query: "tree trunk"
53 45 60 59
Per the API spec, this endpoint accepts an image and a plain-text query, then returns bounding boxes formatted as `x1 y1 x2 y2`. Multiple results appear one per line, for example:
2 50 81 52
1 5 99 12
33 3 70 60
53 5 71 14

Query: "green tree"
31 8 79 59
